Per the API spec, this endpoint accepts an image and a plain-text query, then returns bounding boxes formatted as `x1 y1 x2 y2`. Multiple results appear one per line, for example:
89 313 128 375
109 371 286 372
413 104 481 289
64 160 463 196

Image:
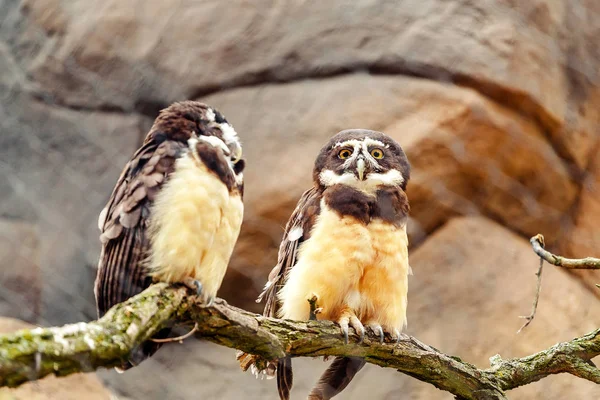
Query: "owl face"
153 101 245 177
314 129 410 192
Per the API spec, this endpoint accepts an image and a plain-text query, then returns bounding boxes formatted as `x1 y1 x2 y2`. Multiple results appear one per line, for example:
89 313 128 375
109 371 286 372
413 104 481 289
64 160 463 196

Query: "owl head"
150 101 244 175
313 129 410 192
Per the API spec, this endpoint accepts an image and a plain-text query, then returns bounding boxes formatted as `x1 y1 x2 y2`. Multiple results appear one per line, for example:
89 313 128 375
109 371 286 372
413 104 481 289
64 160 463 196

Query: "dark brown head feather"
313 129 410 190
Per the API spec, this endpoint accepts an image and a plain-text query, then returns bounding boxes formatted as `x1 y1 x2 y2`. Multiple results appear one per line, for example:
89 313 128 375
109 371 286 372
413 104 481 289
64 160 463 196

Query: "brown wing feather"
95 137 185 317
237 187 321 376
259 186 321 318
247 187 321 399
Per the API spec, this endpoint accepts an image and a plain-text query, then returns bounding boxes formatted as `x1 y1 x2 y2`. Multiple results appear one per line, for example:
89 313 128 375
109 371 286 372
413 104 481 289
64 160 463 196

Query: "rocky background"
1 1 600 399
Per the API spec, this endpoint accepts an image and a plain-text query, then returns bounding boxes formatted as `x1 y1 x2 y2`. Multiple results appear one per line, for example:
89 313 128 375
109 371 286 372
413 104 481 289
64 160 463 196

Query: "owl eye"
370 148 384 159
338 149 353 159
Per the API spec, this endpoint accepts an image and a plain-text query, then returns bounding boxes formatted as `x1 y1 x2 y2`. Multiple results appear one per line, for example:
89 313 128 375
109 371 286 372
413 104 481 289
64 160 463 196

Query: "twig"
520 234 600 332
307 294 322 321
530 234 600 269
151 322 198 343
518 237 545 333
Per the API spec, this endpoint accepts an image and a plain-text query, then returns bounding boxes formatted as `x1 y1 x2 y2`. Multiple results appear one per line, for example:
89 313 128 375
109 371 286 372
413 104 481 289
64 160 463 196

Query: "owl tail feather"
277 356 293 400
307 356 366 400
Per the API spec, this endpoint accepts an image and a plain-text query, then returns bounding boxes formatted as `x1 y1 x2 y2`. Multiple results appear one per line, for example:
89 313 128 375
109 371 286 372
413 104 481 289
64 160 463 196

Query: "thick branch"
1 283 599 400
487 328 600 389
530 234 600 269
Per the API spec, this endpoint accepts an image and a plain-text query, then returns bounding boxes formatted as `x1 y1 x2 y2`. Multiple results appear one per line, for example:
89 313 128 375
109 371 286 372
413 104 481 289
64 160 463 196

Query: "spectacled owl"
240 129 410 400
95 101 244 369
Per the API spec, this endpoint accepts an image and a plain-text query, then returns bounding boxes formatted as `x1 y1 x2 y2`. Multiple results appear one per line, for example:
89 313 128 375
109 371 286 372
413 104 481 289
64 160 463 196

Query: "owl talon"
392 328 401 344
349 316 365 343
339 320 350 344
183 277 203 296
193 281 203 296
369 324 384 344
205 296 215 307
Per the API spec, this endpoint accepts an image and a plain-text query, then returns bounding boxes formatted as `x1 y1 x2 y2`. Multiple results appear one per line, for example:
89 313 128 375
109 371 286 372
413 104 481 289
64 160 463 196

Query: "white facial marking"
334 137 388 171
319 169 404 194
187 137 199 153
218 123 239 146
362 138 386 148
197 135 231 155
334 139 364 148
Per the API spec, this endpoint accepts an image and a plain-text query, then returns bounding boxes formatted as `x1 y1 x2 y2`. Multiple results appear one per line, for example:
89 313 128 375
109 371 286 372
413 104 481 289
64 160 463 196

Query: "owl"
95 101 244 369
241 129 411 400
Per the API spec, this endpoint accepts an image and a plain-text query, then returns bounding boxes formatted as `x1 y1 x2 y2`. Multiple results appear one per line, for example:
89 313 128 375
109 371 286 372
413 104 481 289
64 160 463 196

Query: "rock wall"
1 0 599 399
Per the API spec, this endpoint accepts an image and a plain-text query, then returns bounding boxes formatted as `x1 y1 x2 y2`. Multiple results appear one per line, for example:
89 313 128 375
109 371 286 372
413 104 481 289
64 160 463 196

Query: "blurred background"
1 0 600 399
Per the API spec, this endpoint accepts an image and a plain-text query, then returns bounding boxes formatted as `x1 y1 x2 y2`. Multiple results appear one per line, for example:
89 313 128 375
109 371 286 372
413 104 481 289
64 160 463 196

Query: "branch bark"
1 283 599 399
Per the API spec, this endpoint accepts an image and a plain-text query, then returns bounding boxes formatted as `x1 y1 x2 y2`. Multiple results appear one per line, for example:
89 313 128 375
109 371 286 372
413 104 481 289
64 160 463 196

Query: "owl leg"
337 308 365 344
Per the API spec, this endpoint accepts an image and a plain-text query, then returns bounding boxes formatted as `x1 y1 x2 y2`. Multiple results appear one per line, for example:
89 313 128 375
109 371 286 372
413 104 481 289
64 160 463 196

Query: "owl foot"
366 322 401 344
183 277 203 296
367 323 384 344
337 311 365 344
183 278 214 306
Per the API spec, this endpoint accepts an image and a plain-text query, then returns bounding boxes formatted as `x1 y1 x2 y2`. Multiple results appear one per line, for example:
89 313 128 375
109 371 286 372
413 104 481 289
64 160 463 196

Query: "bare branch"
520 234 600 332
1 283 599 400
487 328 600 389
530 234 600 269
518 244 545 333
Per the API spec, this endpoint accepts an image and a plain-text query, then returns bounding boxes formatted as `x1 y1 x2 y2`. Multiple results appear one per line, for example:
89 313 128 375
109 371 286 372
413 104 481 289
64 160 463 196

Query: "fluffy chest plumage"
279 202 410 329
303 204 408 270
146 153 243 298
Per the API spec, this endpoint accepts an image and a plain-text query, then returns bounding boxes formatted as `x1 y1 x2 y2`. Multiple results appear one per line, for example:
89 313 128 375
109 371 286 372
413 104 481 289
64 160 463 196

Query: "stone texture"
200 74 578 309
560 149 600 293
0 90 149 324
404 217 600 398
0 317 111 400
7 0 600 168
0 220 40 323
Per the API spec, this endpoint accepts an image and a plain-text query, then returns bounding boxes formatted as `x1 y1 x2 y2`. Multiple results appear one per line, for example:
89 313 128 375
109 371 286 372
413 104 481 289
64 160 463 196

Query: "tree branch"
1 283 599 399
530 234 600 269
519 234 600 332
487 328 600 389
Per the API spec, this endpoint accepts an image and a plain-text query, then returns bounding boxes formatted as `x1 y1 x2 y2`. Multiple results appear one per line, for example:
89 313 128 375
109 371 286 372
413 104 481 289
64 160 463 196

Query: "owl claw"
205 296 215 307
392 328 401 344
349 316 365 343
337 313 365 344
193 281 203 297
369 324 384 344
338 317 348 344
183 278 203 296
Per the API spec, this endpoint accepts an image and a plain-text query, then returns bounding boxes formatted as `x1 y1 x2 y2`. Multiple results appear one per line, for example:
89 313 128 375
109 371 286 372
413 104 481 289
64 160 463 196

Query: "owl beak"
228 141 243 163
356 158 366 181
